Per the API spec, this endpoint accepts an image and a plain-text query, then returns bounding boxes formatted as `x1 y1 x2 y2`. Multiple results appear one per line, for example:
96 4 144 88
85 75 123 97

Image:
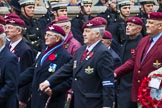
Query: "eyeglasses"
45 33 57 37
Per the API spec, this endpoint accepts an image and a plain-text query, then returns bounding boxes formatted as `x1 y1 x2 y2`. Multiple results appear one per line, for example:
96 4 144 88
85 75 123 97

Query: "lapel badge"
48 63 57 73
130 49 135 54
73 60 77 69
87 23 93 27
85 66 94 74
153 60 161 68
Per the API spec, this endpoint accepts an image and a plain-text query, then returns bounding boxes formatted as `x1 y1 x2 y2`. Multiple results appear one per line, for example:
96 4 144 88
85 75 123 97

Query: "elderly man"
52 16 81 56
114 12 162 108
39 19 114 108
0 26 19 108
117 17 143 108
18 25 72 108
102 30 121 69
5 17 35 108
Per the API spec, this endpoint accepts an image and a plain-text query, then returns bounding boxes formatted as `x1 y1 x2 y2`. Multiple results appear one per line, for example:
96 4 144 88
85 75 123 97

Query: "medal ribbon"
40 42 63 66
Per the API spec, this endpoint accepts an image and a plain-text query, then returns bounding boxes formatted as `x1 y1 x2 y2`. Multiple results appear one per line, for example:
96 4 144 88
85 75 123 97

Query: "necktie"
9 45 12 51
81 49 88 62
142 38 153 61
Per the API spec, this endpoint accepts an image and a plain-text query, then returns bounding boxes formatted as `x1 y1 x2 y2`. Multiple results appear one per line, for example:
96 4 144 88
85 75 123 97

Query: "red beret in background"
103 30 112 39
126 16 144 26
46 25 66 36
6 18 25 27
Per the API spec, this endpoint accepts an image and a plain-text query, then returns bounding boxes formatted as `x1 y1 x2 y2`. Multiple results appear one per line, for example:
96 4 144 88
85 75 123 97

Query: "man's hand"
67 93 72 102
44 87 52 96
19 101 26 108
114 73 117 78
39 81 50 92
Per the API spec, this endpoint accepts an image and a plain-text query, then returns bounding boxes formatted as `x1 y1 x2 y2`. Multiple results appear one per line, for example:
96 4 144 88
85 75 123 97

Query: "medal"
73 60 77 69
48 63 57 73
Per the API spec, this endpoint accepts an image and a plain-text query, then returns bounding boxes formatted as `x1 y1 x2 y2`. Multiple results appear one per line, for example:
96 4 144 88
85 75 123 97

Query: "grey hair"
92 27 105 37
54 32 65 41
61 21 71 27
0 33 6 45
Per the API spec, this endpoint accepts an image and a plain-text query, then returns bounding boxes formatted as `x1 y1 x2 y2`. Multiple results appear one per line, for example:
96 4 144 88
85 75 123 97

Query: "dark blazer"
9 39 35 103
115 35 162 102
47 41 115 108
109 47 121 69
19 46 72 108
0 47 19 108
117 34 143 108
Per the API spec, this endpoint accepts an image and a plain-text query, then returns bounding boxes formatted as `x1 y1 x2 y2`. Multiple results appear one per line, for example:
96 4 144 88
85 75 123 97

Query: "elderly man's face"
126 22 142 37
54 22 70 35
83 28 98 46
146 19 162 37
44 31 60 47
5 24 19 40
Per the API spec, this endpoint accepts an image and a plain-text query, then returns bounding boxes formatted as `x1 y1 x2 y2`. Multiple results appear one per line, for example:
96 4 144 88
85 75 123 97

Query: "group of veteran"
0 0 162 108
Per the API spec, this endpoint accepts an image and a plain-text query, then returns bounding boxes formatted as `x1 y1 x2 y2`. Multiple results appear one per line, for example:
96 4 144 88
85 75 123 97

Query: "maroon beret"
148 12 162 20
126 17 144 26
0 25 4 34
46 25 66 36
4 13 20 20
0 15 5 25
6 18 25 27
82 19 105 29
90 17 107 26
52 16 70 24
103 30 112 39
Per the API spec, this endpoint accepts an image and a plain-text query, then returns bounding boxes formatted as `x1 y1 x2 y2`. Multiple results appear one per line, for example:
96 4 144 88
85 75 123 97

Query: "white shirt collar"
86 40 100 53
10 38 22 51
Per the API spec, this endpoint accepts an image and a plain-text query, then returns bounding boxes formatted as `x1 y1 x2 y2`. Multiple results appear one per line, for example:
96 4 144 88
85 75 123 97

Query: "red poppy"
48 54 57 61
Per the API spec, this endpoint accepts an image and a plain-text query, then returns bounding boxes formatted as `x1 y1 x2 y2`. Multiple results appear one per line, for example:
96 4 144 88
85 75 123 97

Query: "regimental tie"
141 38 153 63
9 45 12 51
81 49 88 62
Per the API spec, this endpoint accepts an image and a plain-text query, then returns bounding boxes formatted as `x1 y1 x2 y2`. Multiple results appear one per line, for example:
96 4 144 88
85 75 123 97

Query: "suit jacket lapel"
74 42 101 75
142 35 162 64
137 38 149 66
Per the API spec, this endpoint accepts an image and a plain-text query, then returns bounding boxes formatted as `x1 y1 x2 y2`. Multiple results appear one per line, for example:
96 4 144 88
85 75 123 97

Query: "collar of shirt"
10 38 22 51
0 44 5 53
152 32 162 43
147 32 162 53
86 40 100 54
